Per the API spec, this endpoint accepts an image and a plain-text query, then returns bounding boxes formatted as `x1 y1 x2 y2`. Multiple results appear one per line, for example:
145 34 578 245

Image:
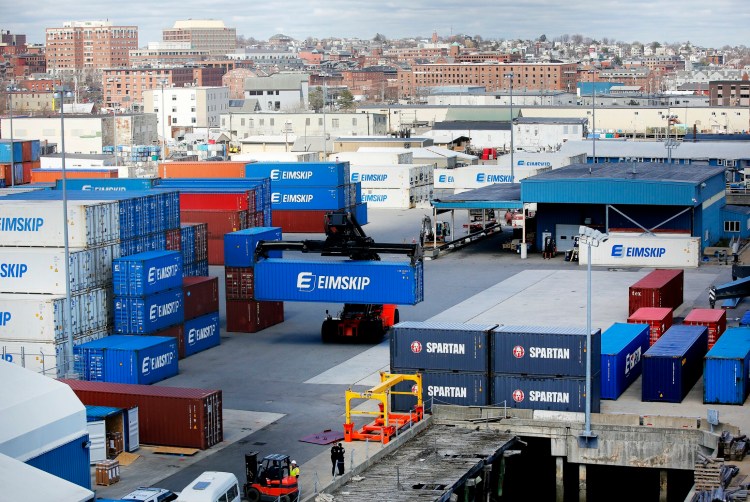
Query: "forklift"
243 452 299 502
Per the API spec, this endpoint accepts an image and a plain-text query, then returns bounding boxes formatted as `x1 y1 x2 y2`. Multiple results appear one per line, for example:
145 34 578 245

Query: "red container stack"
628 307 674 346
683 308 727 349
628 269 684 316
181 209 249 265
225 267 255 300
272 209 330 233
61 379 223 450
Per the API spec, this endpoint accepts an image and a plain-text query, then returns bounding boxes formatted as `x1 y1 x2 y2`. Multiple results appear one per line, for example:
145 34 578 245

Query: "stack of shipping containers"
0 139 41 186
351 165 433 209
181 276 221 357
490 326 601 413
223 227 284 332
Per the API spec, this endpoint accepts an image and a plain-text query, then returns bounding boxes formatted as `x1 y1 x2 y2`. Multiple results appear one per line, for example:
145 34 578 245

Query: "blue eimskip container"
114 288 184 334
270 185 348 210
600 323 650 400
642 324 708 403
704 327 750 405
113 251 183 296
55 178 158 191
245 162 350 186
184 312 221 357
224 227 282 267
74 335 178 385
253 258 424 305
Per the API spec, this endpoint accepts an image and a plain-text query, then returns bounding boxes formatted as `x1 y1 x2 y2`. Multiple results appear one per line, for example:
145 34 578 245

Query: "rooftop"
528 162 725 184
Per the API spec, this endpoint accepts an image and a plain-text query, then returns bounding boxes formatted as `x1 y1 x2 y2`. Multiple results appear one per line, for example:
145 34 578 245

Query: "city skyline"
3 0 750 49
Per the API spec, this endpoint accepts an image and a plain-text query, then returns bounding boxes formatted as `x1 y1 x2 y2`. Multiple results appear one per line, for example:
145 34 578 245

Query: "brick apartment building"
46 21 138 73
709 80 750 107
102 68 194 109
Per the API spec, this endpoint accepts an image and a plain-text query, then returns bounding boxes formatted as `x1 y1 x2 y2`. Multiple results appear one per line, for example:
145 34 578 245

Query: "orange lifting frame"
343 372 424 444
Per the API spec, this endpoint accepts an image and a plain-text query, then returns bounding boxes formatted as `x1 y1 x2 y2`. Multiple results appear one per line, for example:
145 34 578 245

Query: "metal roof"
433 183 522 210
433 121 510 131
516 117 587 125
559 139 750 160
444 108 520 121
529 162 725 184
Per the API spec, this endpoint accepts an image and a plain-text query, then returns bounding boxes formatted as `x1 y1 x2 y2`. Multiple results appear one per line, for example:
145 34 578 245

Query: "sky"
3 0 749 49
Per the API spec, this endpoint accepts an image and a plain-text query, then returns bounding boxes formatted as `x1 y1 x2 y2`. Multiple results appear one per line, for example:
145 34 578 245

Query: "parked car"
120 487 177 502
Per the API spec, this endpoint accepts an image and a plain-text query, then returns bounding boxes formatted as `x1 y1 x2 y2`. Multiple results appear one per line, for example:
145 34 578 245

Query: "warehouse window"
332 119 340 128
725 221 740 232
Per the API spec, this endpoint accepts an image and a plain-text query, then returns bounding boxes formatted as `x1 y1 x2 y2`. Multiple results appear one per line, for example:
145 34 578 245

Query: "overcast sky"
4 0 749 49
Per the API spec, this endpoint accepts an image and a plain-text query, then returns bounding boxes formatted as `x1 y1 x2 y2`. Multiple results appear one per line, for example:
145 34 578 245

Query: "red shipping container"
272 209 330 233
158 161 246 179
628 307 674 346
0 163 23 186
183 276 220 321
166 228 182 251
60 380 222 450
683 308 727 349
22 161 33 183
207 238 225 265
31 169 119 183
21 140 32 162
180 210 248 240
179 191 252 211
628 269 684 316
145 324 186 359
226 300 284 333
225 267 254 300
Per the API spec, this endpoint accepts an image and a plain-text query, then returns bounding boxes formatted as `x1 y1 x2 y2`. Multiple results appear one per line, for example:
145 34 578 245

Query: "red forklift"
243 452 299 502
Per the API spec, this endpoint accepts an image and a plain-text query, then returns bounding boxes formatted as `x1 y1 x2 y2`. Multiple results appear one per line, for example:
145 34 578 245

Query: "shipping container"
491 373 600 413
360 188 414 209
85 405 125 463
0 140 24 163
0 288 111 342
628 269 684 315
54 178 158 191
183 260 209 278
207 238 226 266
165 228 181 251
31 168 119 183
491 325 601 378
245 161 349 186
350 165 421 189
183 276 219 321
642 325 708 403
271 209 330 233
158 161 247 179
143 323 186 359
434 166 554 189
60 380 223 450
180 210 248 239
580 234 701 268
224 267 254 301
600 323 650 400
113 251 183 297
354 203 368 225
270 185 347 210
684 308 727 349
225 300 284 333
253 259 424 305
176 190 255 212
627 307 673 346
390 368 489 411
389 321 496 372
0 245 119 294
703 327 750 405
224 227 282 267
114 288 184 335
183 312 220 357
74 335 178 385
741 310 750 327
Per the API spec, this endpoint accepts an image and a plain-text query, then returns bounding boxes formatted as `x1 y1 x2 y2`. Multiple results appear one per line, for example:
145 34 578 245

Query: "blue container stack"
175 222 209 277
600 323 650 400
223 227 285 333
703 327 750 405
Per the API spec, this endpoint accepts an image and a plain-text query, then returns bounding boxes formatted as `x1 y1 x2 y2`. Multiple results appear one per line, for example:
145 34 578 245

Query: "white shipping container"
0 288 111 342
0 329 108 378
579 233 700 268
0 245 120 294
360 188 414 208
350 165 416 189
495 152 586 170
331 151 414 165
434 166 548 189
40 156 112 169
0 200 120 248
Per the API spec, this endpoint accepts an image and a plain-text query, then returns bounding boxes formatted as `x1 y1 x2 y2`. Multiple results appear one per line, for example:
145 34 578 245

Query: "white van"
175 472 241 502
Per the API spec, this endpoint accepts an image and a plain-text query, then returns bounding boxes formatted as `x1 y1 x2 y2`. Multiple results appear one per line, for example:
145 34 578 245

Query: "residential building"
128 42 209 66
162 20 236 56
45 21 138 73
228 48 304 70
223 68 259 99
710 80 750 107
4 91 55 114
244 73 309 111
102 67 197 109
143 86 229 140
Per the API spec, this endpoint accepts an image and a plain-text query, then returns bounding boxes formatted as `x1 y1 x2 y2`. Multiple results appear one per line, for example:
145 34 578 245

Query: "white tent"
0 453 94 501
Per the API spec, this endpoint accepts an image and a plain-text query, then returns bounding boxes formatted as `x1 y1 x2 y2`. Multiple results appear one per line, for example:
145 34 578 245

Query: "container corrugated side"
642 325 708 403
253 259 423 305
704 327 750 405
491 325 601 378
390 368 489 411
54 178 157 191
491 373 601 413
354 203 367 225
684 308 727 350
145 324 185 359
183 276 219 321
600 323 650 400
114 288 184 335
390 321 496 372
0 245 119 294
627 307 674 346
628 269 684 316
113 251 183 297
183 312 220 357
224 267 254 301
224 227 282 267
0 288 111 341
270 186 348 210
225 300 284 333
360 188 414 208
271 210 330 233
350 165 416 189
61 379 223 450
245 161 349 186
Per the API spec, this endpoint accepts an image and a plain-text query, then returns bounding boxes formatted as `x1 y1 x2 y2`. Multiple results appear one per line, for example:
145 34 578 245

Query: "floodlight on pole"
505 72 515 183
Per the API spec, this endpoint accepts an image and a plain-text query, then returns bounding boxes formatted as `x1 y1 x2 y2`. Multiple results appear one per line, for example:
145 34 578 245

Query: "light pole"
505 72 515 182
591 70 597 164
159 79 168 161
112 103 118 167
5 86 17 186
53 87 75 377
577 225 609 448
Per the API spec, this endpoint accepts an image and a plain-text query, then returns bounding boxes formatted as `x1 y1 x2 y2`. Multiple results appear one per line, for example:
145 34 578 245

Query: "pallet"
151 446 200 456
694 459 724 490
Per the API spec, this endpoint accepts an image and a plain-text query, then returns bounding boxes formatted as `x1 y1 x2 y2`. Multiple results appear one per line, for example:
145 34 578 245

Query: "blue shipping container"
253 258 423 305
224 227 282 267
491 325 601 377
642 324 708 403
270 185 347 210
704 327 750 405
0 140 24 163
390 321 497 372
740 310 750 327
26 432 91 489
113 251 183 296
491 374 600 413
114 288 184 334
183 260 209 277
55 178 158 191
355 202 368 225
390 368 489 411
30 140 41 161
184 312 221 356
245 161 350 186
600 323 650 400
74 335 178 385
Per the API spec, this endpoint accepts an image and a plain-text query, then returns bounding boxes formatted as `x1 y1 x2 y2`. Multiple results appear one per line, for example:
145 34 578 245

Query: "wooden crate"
95 459 120 486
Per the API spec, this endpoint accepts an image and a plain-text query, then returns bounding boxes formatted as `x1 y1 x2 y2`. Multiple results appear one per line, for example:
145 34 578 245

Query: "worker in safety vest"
290 460 300 478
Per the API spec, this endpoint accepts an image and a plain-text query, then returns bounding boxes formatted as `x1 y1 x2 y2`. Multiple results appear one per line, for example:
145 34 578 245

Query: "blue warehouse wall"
721 207 750 240
26 432 91 490
700 199 724 247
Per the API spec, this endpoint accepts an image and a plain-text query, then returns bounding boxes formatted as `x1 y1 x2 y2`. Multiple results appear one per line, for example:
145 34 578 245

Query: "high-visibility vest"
291 466 300 477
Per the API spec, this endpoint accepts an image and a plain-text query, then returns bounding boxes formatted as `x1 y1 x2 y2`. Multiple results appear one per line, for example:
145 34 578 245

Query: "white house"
143 86 229 141
243 73 309 112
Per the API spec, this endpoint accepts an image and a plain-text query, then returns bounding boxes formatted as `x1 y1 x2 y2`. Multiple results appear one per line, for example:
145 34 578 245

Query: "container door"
87 420 106 464
126 406 140 452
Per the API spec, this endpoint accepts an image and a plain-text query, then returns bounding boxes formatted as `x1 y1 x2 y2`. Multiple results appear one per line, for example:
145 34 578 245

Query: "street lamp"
158 79 169 161
590 69 597 164
577 225 608 448
5 85 18 186
53 87 76 377
504 72 515 182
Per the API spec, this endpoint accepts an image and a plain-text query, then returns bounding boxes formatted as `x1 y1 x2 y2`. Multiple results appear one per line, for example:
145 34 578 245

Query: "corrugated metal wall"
26 432 91 490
